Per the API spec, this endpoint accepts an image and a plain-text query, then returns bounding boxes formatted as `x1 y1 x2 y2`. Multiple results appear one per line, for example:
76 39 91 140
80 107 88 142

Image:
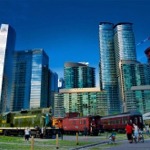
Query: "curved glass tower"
114 23 137 75
99 22 137 113
114 23 137 112
99 22 120 114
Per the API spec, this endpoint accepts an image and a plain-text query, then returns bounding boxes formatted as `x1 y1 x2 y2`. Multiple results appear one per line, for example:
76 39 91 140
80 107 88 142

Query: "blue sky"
0 0 150 86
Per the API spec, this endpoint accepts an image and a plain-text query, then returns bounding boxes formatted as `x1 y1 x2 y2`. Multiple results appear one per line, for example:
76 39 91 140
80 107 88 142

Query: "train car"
62 115 102 136
0 107 60 138
101 110 144 132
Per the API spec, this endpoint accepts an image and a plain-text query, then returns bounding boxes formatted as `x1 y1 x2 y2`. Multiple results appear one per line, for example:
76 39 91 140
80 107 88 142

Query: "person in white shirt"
133 123 139 139
24 127 30 141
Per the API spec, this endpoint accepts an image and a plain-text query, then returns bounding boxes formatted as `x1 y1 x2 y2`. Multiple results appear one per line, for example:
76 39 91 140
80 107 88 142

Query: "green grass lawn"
0 136 93 150
1 133 148 150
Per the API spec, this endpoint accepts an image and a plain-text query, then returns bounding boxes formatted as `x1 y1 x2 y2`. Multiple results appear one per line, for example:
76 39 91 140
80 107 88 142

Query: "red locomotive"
62 115 102 136
101 111 143 132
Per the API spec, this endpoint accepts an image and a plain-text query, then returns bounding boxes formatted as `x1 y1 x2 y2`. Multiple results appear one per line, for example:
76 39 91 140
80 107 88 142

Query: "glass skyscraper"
11 49 49 111
64 62 95 89
99 22 119 114
48 70 58 115
11 50 32 111
114 23 137 112
99 22 137 114
0 24 16 113
30 49 49 108
130 63 150 114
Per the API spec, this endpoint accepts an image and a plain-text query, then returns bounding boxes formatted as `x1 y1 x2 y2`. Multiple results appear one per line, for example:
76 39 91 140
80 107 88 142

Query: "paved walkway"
107 139 150 150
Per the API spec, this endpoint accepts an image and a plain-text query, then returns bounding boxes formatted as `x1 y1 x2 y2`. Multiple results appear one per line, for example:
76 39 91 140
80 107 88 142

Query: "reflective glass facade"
135 90 150 114
11 51 32 111
29 50 49 108
114 23 137 112
99 22 120 114
0 24 16 113
99 22 141 114
120 61 150 112
131 85 150 114
48 70 58 115
64 62 95 89
114 23 137 62
114 23 137 79
54 88 108 117
11 49 49 111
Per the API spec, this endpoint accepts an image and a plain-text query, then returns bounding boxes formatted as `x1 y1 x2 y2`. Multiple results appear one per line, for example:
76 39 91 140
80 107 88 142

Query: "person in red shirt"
125 122 133 143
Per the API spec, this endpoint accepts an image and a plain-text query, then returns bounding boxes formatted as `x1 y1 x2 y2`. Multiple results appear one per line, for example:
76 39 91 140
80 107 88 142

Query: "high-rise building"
99 22 120 114
99 22 138 114
114 23 137 112
11 49 49 111
54 61 108 117
119 60 150 111
54 88 107 117
131 85 150 114
0 24 16 113
64 62 95 89
48 70 58 115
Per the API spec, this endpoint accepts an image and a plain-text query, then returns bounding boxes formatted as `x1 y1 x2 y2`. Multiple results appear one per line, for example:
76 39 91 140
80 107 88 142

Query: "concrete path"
107 139 150 150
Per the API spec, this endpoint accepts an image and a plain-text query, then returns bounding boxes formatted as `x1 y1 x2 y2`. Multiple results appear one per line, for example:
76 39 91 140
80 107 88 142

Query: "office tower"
11 49 49 111
49 71 58 93
54 88 107 117
48 70 58 115
99 22 120 114
114 23 137 64
114 23 137 112
0 24 16 113
145 47 150 64
99 22 138 114
119 61 141 111
54 93 65 117
131 85 150 114
130 62 150 114
64 62 95 89
11 50 32 111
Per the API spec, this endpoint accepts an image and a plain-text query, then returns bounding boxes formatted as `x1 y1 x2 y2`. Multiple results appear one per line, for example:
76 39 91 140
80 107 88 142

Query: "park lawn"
0 136 94 150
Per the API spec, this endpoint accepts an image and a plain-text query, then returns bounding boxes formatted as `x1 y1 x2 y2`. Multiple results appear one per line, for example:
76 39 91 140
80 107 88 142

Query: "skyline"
0 0 150 85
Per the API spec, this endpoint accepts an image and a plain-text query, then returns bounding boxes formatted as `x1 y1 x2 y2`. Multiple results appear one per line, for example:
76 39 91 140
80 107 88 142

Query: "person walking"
24 127 30 142
133 123 139 141
84 126 88 136
125 122 133 143
40 127 44 138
